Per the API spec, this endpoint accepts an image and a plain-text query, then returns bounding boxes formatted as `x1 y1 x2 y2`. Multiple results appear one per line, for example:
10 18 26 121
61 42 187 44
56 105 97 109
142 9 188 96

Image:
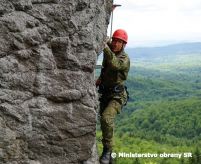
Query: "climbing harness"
98 84 124 94
98 84 129 107
124 86 129 106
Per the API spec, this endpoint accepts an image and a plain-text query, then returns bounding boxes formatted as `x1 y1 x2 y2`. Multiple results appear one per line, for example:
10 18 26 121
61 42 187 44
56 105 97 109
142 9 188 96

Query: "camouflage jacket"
99 46 130 88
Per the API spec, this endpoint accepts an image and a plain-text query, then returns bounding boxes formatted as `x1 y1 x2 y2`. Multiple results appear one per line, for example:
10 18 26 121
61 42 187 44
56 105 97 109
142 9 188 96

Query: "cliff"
0 0 112 163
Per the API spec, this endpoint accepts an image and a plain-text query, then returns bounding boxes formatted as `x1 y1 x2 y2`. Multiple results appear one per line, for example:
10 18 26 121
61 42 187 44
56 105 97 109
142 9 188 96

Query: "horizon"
125 39 201 49
125 41 201 49
96 41 201 65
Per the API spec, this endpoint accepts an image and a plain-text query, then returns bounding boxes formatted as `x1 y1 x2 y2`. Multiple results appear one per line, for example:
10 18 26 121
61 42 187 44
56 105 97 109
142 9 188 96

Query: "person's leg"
100 99 122 163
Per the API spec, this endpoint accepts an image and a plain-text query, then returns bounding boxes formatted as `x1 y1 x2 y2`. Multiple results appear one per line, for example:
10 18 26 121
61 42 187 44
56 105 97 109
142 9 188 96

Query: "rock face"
0 0 112 163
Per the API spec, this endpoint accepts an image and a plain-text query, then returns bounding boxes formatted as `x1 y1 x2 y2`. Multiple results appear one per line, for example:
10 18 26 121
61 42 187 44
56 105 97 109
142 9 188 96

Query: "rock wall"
0 0 112 163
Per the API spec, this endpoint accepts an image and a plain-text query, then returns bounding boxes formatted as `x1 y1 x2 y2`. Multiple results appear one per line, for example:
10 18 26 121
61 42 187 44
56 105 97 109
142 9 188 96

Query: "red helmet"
112 29 128 43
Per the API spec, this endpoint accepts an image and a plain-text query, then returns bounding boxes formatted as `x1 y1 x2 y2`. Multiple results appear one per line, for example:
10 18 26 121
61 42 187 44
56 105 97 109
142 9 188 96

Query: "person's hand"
103 36 111 49
95 78 101 87
105 36 111 44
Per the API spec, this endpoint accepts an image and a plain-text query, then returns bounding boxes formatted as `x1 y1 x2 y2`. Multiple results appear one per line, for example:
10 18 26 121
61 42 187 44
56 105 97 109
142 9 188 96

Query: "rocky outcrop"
0 0 112 163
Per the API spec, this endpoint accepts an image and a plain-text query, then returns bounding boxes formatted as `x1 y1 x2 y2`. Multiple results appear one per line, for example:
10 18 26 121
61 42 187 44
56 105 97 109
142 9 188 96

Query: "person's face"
111 38 124 53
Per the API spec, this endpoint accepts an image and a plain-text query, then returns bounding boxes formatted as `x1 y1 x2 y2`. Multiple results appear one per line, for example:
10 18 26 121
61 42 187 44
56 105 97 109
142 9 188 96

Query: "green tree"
180 158 185 164
189 147 201 164
133 158 141 164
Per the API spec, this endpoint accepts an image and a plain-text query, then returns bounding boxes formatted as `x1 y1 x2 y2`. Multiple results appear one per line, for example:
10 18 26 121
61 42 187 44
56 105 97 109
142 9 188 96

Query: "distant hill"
126 42 201 60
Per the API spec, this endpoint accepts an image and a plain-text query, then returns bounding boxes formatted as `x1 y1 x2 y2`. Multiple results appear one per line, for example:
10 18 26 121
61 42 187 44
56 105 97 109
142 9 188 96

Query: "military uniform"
98 45 130 151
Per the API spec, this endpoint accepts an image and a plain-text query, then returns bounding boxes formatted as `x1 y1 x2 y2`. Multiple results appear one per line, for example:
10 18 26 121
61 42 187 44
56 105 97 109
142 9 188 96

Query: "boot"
100 147 112 164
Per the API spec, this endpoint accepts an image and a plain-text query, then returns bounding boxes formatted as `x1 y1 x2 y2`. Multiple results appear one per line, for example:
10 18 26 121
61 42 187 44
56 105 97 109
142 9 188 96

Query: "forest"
96 42 201 164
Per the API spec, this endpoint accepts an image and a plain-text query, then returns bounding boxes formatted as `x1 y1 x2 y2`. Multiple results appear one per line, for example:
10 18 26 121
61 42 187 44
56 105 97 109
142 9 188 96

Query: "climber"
96 29 130 164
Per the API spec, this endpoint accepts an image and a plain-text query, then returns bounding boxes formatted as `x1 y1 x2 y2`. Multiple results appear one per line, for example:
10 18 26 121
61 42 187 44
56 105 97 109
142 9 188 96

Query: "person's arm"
103 46 129 71
95 78 101 87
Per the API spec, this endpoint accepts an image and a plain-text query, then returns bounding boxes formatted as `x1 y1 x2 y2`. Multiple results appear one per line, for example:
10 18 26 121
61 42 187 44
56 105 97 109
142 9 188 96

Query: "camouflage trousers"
100 99 121 151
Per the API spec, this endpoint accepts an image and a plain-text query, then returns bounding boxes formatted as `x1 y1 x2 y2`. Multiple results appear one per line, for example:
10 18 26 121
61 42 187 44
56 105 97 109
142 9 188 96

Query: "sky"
109 0 201 47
